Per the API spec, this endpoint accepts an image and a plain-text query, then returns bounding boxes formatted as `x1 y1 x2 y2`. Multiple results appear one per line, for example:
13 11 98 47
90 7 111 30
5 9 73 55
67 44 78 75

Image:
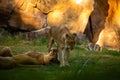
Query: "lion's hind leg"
0 47 13 57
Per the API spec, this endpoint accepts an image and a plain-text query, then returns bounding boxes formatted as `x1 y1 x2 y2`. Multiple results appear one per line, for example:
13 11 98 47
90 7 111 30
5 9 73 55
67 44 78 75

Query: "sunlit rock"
85 0 108 43
96 0 120 51
0 0 120 51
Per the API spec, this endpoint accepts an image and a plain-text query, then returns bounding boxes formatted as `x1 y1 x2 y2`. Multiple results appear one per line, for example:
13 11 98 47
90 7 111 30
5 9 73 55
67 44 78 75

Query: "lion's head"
48 48 59 63
63 33 77 50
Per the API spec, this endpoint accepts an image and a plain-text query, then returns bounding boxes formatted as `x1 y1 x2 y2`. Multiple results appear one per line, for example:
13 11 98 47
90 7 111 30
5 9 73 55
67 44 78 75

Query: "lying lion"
13 49 58 65
0 47 58 69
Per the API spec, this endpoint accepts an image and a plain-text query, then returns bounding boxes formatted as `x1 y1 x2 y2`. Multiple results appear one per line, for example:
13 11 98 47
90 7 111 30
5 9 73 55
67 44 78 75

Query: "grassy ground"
0 35 120 80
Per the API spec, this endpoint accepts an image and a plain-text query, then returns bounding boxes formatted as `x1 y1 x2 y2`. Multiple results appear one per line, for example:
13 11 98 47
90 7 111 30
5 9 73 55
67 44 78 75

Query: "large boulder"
96 0 120 51
0 0 120 51
84 0 109 43
0 0 46 31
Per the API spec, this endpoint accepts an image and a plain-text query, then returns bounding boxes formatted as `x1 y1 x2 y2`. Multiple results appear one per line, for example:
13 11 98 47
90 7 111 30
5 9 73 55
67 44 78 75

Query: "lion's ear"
72 33 77 37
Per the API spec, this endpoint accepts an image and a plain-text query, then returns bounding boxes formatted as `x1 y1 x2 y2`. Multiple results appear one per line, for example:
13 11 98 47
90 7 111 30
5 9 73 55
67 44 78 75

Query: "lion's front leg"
47 37 54 52
65 48 70 66
58 48 65 67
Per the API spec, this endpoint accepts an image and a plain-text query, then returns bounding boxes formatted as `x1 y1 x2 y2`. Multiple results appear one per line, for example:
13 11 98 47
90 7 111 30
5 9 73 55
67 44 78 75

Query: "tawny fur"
0 57 17 69
0 47 13 57
0 47 58 69
13 49 58 65
48 25 76 67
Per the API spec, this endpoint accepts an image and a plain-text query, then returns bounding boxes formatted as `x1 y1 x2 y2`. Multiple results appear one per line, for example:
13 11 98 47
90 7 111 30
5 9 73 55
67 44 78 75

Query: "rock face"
84 0 109 43
0 0 120 51
96 0 120 51
0 0 94 32
47 0 94 33
0 0 46 31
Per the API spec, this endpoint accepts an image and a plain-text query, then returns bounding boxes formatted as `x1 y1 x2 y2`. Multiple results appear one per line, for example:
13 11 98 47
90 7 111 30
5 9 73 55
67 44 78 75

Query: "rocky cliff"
0 0 120 51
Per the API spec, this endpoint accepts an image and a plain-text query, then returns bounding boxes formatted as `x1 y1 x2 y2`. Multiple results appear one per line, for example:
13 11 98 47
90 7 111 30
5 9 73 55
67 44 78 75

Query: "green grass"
0 36 120 80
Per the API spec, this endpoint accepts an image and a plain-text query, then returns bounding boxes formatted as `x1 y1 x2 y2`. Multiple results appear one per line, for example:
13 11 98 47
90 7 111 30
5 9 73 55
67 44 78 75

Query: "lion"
12 48 58 65
0 47 58 69
0 47 17 69
0 47 13 57
0 57 17 69
47 25 76 67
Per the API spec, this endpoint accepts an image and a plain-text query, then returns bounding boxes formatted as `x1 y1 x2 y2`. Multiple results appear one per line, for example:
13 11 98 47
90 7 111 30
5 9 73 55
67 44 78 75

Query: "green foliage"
0 36 120 80
102 48 120 56
0 35 22 46
27 38 48 46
